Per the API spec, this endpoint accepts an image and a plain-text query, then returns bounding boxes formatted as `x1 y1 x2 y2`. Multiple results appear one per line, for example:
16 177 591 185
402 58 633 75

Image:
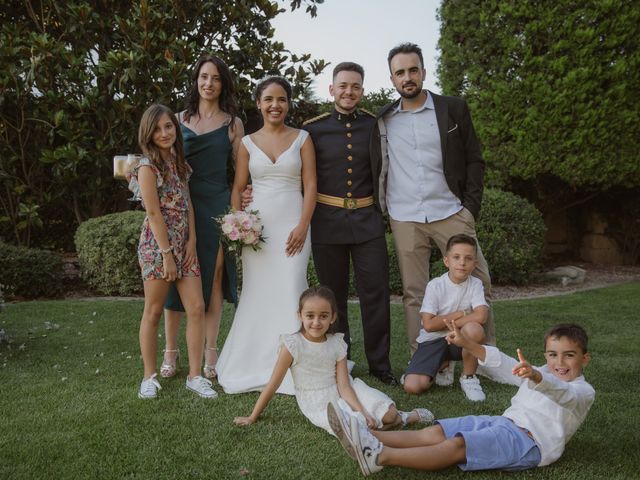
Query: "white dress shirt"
385 93 462 223
480 346 596 466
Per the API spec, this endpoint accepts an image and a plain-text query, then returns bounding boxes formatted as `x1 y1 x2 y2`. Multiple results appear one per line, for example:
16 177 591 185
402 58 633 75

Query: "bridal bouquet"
215 208 265 256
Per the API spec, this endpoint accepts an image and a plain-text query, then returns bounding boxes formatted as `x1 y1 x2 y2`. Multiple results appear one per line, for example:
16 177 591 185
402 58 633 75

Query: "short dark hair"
387 42 424 71
445 234 477 255
254 76 292 102
332 62 365 81
544 324 589 353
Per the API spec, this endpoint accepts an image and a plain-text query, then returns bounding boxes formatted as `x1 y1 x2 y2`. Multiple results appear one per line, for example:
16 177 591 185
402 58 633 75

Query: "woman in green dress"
161 54 243 380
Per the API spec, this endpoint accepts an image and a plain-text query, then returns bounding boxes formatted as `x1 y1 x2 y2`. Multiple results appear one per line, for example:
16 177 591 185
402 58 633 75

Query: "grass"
1 283 639 479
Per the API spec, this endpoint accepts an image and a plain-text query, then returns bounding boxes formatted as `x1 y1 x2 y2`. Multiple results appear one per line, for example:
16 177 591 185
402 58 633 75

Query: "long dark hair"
138 104 188 182
297 285 339 335
183 54 239 131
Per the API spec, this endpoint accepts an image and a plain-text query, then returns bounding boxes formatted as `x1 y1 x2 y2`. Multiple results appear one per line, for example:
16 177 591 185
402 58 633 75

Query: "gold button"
347 180 352 186
347 132 352 138
347 144 352 149
347 168 353 174
346 123 352 128
346 192 352 198
347 155 353 161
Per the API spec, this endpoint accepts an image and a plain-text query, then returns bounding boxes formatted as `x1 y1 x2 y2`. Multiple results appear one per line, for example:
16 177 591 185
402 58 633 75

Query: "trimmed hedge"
477 188 545 284
74 211 145 295
0 242 63 299
75 188 543 297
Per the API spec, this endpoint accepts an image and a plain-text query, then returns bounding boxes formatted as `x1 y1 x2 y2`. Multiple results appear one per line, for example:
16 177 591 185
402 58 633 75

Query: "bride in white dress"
217 77 316 395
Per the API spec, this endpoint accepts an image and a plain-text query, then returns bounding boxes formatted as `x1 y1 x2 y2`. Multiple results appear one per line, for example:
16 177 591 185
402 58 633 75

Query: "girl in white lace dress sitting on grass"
234 285 434 434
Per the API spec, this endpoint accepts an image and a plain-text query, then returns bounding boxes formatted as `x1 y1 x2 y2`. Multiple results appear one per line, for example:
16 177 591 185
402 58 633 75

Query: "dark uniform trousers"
304 109 392 375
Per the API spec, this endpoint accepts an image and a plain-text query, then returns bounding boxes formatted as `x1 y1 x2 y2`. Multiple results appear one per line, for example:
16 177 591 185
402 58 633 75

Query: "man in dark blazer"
304 62 396 385
370 43 495 361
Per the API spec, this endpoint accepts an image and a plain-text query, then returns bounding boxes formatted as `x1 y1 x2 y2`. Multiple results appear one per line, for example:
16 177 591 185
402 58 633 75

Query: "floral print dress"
128 157 201 281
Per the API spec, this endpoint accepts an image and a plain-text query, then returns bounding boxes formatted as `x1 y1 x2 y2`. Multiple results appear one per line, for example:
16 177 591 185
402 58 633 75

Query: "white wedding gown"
217 130 311 395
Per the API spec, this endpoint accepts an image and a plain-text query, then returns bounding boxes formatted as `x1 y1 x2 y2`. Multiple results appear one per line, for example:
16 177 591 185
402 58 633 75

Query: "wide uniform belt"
317 193 374 210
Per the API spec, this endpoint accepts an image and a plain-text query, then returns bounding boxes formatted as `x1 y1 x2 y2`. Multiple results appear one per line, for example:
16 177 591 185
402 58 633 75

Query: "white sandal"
203 346 218 379
160 349 179 378
398 408 435 426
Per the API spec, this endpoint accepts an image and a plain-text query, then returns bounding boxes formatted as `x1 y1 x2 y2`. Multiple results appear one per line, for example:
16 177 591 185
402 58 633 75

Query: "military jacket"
303 108 385 244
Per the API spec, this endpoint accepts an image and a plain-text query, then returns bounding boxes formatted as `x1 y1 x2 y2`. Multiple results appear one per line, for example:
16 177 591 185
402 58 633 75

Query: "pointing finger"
517 348 526 363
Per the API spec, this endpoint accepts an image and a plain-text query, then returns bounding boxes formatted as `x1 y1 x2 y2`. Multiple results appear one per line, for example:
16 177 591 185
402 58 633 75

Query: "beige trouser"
390 208 496 354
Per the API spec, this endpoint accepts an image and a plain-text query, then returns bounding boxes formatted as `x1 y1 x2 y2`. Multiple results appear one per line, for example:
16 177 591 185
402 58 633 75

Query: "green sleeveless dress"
165 123 237 311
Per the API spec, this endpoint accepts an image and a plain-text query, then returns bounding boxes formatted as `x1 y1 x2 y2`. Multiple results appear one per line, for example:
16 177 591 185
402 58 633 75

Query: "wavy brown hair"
183 54 240 131
138 104 189 182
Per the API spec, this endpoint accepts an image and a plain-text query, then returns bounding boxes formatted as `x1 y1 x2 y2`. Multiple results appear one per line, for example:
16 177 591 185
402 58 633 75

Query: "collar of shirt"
391 90 433 115
331 108 359 123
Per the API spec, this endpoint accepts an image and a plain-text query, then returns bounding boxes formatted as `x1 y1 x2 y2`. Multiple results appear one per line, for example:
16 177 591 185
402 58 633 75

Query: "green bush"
0 242 63 299
477 188 546 284
74 211 145 295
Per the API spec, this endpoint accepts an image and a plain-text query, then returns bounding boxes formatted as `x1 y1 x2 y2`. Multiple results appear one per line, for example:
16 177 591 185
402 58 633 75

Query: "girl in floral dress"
130 104 216 400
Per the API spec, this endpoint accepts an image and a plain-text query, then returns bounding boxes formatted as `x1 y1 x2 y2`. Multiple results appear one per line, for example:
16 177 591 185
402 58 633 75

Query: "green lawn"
1 283 639 479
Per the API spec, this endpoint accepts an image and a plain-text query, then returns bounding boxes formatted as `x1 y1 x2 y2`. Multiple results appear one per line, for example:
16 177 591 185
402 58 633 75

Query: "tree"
437 0 640 209
0 0 326 248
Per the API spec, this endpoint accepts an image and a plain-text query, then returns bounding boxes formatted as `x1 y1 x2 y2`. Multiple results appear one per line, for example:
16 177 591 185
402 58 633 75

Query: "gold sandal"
160 349 179 378
203 346 218 379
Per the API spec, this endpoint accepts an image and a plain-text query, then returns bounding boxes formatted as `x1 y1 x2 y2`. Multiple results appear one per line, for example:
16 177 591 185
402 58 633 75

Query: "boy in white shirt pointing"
328 323 594 475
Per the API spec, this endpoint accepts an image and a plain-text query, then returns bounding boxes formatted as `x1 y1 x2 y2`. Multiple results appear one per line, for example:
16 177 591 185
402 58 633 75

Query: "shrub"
74 211 145 295
477 188 546 284
0 242 64 299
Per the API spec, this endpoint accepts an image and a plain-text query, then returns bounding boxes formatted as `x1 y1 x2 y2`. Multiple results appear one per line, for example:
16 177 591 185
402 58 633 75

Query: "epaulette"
359 108 376 118
303 112 331 125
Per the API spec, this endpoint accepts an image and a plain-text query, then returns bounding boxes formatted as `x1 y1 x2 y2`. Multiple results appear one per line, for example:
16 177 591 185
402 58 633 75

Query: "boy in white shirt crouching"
328 323 595 476
402 234 489 401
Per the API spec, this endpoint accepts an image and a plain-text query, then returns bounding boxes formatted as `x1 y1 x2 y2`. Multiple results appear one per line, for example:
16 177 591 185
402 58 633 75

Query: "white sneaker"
138 373 162 399
435 361 455 386
327 400 357 459
460 374 486 402
349 412 383 476
186 375 218 399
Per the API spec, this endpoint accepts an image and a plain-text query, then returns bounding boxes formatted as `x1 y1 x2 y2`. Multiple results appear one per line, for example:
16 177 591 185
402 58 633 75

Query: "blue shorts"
437 415 541 471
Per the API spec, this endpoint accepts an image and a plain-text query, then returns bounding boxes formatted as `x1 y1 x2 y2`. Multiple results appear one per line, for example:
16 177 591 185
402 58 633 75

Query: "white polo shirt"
417 272 487 343
384 92 462 223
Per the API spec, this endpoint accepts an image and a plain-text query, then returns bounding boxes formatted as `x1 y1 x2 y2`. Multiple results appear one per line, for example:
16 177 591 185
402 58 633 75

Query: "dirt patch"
389 263 640 304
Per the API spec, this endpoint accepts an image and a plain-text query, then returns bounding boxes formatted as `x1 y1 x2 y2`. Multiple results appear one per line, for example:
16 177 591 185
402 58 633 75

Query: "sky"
272 0 442 100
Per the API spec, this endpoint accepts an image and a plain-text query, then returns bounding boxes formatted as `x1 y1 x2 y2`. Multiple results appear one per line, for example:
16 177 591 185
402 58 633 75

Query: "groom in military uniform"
303 62 397 385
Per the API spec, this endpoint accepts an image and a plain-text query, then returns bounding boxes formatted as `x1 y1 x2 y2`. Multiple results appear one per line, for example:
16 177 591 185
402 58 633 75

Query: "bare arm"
445 319 487 362
234 347 293 425
138 166 176 281
422 305 488 332
229 117 245 169
286 134 316 256
230 141 250 211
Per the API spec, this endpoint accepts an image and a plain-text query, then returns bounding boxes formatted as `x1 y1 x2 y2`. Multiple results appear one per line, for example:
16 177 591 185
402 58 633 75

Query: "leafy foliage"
437 1 640 196
74 211 145 295
0 241 63 299
477 188 546 285
0 0 326 248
